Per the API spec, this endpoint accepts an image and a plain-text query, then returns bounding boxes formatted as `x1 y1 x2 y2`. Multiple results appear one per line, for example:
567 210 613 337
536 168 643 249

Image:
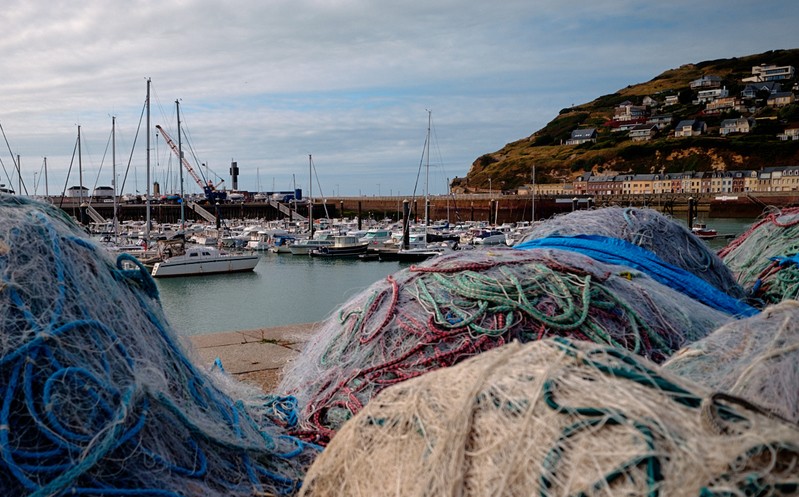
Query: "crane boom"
155 125 226 202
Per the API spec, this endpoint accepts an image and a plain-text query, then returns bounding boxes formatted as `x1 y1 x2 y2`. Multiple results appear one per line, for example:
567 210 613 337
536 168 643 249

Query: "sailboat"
379 110 454 262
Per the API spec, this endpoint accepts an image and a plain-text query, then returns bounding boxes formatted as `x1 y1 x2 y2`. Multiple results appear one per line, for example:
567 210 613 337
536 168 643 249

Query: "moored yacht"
151 246 259 277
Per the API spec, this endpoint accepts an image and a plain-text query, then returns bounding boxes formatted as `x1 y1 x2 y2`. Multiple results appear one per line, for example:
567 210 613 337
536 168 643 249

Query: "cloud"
0 0 796 196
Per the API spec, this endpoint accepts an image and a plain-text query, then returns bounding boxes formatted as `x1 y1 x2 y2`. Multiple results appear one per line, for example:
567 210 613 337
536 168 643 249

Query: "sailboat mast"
78 125 83 206
176 99 185 231
309 154 314 237
424 109 431 243
112 116 118 240
531 164 535 222
44 157 49 198
145 78 151 244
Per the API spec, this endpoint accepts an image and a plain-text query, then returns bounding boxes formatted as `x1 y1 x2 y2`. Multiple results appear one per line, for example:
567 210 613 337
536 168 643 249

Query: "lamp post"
488 177 492 197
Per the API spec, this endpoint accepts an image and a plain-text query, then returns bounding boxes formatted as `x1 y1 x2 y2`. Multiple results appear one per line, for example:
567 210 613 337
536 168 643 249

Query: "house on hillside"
743 64 795 82
565 128 597 145
705 97 745 114
767 92 796 107
720 118 753 136
690 75 723 89
614 101 649 121
695 87 729 104
642 96 659 107
629 123 658 142
674 119 706 137
741 81 782 99
664 95 679 106
647 114 674 129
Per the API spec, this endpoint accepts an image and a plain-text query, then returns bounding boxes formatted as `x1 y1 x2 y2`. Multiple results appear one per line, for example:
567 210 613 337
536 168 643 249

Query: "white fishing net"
0 196 318 496
719 207 799 305
299 338 799 497
665 299 799 424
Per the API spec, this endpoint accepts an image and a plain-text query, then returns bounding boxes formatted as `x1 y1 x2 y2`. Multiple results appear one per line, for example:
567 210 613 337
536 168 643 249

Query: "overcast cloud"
1 0 797 197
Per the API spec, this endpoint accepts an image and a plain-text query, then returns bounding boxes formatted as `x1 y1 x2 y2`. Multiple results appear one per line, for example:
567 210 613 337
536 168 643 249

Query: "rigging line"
88 124 115 207
120 96 147 196
58 137 79 209
412 133 428 200
178 111 209 186
0 122 27 195
310 156 330 219
0 156 11 191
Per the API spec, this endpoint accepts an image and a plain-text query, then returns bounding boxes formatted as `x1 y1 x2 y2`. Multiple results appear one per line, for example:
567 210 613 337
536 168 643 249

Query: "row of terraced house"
518 166 799 197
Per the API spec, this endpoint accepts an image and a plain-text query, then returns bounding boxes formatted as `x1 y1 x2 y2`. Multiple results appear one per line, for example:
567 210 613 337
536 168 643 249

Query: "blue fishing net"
0 196 318 496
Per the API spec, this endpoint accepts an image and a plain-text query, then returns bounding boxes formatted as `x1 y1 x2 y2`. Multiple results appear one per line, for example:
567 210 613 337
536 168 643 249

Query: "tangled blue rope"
0 197 318 496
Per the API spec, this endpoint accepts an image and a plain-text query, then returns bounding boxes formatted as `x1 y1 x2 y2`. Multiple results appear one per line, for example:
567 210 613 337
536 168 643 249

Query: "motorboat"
377 243 454 262
471 229 508 245
151 245 259 277
309 235 369 257
691 221 718 240
269 235 297 253
289 230 337 255
246 228 291 251
359 228 394 250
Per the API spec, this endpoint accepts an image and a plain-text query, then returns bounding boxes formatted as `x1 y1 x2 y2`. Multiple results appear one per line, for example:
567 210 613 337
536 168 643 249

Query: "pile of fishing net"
299 338 799 497
719 207 799 305
665 299 799 424
517 206 746 299
280 242 755 445
0 196 318 496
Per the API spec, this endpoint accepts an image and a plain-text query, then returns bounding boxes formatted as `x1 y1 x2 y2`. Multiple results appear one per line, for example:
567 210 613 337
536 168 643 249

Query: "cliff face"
455 49 799 192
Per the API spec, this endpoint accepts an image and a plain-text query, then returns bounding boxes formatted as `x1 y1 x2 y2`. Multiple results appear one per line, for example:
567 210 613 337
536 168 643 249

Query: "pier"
53 191 796 226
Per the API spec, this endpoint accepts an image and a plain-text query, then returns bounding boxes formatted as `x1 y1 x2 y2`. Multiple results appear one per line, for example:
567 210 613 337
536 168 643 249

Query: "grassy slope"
457 49 799 191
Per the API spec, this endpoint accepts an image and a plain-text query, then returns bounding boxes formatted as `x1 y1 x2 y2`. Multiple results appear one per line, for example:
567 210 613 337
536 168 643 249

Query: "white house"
720 118 753 136
674 120 706 137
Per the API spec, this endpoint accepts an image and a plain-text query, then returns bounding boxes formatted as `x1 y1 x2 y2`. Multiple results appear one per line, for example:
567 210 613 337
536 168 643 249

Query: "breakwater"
55 191 796 225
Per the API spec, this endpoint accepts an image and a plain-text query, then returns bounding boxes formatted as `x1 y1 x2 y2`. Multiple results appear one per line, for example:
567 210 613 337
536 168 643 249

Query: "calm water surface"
157 216 757 335
156 253 404 335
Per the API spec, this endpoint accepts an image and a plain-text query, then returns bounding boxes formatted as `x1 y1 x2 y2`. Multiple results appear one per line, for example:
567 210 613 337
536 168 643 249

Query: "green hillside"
453 49 799 192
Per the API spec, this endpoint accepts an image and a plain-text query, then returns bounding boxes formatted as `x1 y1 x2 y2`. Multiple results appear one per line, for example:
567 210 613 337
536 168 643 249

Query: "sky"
1 1 797 198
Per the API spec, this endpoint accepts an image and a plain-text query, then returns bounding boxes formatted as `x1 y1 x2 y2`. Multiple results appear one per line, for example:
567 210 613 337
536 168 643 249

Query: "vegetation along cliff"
452 49 799 193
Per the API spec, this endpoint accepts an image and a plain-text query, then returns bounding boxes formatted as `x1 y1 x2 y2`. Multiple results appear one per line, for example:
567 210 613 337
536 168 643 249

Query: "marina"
152 216 754 336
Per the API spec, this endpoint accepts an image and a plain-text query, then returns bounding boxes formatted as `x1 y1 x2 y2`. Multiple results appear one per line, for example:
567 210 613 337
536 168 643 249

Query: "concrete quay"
186 322 319 392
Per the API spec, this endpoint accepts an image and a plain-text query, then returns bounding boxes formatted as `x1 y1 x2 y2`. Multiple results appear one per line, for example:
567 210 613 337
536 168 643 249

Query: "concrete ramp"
187 201 218 223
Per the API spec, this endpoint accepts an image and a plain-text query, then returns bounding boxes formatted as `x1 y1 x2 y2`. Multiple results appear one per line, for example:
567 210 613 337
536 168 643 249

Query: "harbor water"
156 216 757 336
156 252 405 335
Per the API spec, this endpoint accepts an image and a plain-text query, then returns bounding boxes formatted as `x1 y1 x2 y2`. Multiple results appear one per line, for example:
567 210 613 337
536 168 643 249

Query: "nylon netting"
517 206 745 299
719 207 799 305
0 196 318 496
298 338 799 497
278 246 737 445
665 299 799 424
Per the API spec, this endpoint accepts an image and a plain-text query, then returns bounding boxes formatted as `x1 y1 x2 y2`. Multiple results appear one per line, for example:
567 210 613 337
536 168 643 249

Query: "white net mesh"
665 299 799 424
299 339 799 497
719 207 799 306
